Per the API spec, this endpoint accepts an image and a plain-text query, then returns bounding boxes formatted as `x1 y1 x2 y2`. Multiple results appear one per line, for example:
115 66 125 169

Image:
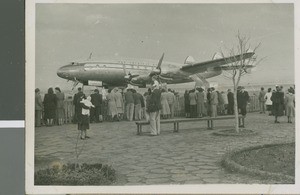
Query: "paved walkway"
35 113 295 185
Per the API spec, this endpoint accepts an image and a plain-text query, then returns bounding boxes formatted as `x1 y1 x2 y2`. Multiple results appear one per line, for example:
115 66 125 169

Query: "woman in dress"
78 95 93 139
196 88 205 117
285 88 295 123
271 86 285 123
189 89 197 118
106 89 118 121
55 87 65 125
160 89 170 119
114 88 124 120
43 87 57 126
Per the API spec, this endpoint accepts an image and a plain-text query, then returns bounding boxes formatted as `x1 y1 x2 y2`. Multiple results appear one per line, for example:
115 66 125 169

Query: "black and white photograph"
26 0 299 194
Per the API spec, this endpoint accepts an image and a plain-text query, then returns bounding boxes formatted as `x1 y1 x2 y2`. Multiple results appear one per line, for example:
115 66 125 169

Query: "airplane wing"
180 52 255 74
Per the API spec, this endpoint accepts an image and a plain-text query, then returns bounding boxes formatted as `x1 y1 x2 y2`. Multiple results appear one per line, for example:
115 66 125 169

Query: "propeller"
150 53 164 76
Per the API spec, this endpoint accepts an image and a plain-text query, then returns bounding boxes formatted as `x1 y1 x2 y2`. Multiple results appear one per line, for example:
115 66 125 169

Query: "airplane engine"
149 67 161 76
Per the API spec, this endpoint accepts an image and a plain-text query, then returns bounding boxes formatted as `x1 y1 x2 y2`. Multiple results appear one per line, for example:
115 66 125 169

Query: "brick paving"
34 113 295 184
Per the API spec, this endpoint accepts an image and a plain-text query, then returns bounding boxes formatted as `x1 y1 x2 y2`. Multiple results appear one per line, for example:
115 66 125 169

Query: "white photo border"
26 0 300 194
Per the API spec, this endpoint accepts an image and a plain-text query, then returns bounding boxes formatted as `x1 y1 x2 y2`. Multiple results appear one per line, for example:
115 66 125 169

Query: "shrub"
35 163 116 185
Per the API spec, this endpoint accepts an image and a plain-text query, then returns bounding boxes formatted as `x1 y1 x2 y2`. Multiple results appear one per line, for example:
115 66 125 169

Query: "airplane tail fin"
184 56 195 65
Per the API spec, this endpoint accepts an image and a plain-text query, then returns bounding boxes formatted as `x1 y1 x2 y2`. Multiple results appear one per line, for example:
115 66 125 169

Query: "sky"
35 3 294 91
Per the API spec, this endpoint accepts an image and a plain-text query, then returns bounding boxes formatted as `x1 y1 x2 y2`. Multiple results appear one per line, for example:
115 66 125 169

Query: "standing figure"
124 88 134 121
73 87 84 123
43 87 57 126
90 89 103 123
114 88 124 120
78 95 94 139
35 88 43 127
285 88 295 123
237 86 250 117
221 91 228 114
55 87 65 125
227 89 234 115
106 89 118 121
259 87 266 114
264 88 273 116
184 90 190 118
189 89 197 118
206 88 212 117
209 87 218 117
271 86 285 123
166 89 176 118
160 89 170 119
196 88 205 117
133 89 143 120
144 88 152 122
217 91 225 115
147 84 161 136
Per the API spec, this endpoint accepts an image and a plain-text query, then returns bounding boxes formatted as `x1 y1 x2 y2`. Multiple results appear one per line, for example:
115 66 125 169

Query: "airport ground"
34 112 295 184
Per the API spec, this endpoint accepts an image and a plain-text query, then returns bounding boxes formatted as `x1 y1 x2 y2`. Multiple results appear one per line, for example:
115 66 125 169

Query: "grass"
232 143 295 177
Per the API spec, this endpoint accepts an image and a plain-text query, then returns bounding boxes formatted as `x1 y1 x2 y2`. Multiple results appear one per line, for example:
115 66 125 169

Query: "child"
79 96 94 139
80 96 94 116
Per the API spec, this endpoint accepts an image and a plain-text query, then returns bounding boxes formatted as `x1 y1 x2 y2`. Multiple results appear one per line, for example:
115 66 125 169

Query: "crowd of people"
35 83 295 138
35 87 65 127
258 85 295 123
183 86 250 119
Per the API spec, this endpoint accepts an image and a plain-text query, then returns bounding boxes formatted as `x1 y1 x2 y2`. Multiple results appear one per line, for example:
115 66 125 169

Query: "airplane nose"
57 67 65 78
57 65 71 79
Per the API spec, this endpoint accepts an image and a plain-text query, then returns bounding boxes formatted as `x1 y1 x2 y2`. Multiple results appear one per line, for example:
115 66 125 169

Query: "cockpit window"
71 62 79 65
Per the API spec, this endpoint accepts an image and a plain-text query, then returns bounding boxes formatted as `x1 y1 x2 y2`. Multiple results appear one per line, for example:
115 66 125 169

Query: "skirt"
44 108 56 119
286 105 295 117
56 108 64 119
78 114 90 130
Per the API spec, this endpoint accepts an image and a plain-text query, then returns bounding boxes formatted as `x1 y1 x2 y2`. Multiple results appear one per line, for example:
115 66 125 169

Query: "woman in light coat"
106 89 118 121
196 88 205 117
55 87 65 125
160 89 170 119
285 88 295 123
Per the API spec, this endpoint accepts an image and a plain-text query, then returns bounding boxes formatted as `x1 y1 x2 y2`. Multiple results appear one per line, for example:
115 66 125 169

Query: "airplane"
57 51 255 89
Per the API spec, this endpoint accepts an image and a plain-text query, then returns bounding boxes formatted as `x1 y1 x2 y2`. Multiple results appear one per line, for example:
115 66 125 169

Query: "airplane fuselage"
57 58 222 88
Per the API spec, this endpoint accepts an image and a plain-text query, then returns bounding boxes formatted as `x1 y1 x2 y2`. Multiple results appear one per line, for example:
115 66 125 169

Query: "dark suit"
237 90 249 116
90 93 102 122
271 91 284 117
227 92 234 115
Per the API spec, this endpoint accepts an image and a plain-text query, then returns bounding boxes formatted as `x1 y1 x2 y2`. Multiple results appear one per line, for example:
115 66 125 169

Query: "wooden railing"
61 95 260 123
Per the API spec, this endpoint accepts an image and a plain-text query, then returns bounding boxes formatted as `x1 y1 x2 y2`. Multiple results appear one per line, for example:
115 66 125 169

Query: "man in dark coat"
237 86 249 117
73 87 84 123
271 86 285 123
227 89 234 115
90 89 103 123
